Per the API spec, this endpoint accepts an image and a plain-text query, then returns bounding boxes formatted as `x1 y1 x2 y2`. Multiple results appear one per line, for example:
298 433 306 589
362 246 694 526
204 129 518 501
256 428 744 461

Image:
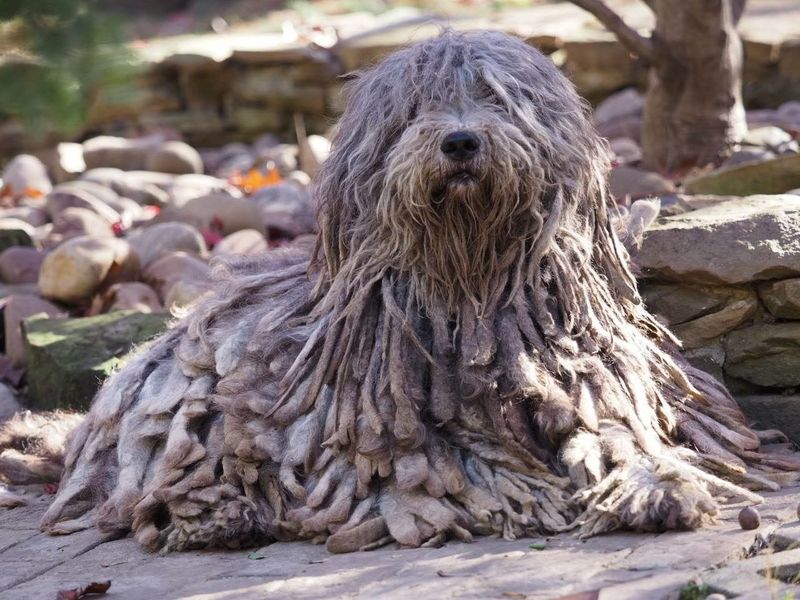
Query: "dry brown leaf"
55 580 111 600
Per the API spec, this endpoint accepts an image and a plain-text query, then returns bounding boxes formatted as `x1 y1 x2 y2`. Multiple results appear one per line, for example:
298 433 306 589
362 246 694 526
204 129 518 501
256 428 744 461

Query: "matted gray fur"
35 31 799 552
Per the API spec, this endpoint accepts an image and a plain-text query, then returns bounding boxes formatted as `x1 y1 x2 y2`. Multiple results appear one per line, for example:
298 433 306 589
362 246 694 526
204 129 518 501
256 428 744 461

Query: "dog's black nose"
441 131 481 161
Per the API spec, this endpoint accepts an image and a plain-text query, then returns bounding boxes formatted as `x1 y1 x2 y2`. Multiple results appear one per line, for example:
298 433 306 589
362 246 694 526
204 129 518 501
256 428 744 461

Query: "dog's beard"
378 160 537 312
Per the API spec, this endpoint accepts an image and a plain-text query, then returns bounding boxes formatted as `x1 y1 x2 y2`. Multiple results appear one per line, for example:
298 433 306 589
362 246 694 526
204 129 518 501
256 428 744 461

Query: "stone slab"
3 487 800 599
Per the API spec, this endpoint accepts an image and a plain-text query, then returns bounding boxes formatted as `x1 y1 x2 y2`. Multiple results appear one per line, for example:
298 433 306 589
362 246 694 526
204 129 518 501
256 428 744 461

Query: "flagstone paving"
3 486 800 599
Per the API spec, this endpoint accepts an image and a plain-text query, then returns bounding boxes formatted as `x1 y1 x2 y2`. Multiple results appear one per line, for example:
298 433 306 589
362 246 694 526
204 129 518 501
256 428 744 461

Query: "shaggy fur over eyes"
20 30 799 552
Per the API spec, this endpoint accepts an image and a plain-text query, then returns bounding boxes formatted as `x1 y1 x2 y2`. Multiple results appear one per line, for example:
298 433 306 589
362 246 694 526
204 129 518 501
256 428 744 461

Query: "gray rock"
596 114 642 142
683 154 800 196
214 152 254 179
46 142 86 183
736 395 800 444
1 205 48 227
0 382 22 422
145 141 204 175
777 100 800 126
212 229 268 257
593 88 644 126
174 193 264 235
164 279 213 310
608 137 642 165
166 174 241 208
38 236 139 304
725 323 800 387
684 343 726 384
81 168 171 206
608 166 675 201
637 195 800 285
287 170 312 187
0 219 34 252
252 183 316 237
90 282 162 315
143 251 210 301
258 144 299 173
758 278 800 319
721 148 776 168
0 247 44 284
23 310 170 410
201 142 251 175
46 207 114 246
0 154 52 199
2 294 66 367
82 135 160 171
671 298 757 349
103 195 143 228
127 221 207 268
45 181 121 224
641 283 756 326
657 194 741 217
742 125 797 153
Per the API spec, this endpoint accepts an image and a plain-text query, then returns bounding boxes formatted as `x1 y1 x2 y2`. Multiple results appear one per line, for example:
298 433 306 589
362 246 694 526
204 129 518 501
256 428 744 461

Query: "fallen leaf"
502 593 526 599
21 187 44 199
56 580 111 599
229 168 282 194
528 542 546 551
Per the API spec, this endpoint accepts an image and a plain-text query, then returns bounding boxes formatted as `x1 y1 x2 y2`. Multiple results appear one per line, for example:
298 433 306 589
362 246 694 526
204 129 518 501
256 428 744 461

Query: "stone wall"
636 194 800 441
88 31 800 144
3 3 800 158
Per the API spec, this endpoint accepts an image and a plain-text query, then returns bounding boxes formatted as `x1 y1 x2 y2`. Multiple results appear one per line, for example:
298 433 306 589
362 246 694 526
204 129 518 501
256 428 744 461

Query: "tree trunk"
642 0 747 171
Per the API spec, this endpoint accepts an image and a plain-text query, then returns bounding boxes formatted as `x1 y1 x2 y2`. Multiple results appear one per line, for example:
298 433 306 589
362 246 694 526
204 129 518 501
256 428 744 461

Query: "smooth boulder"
212 229 268 257
1 154 52 198
38 236 139 304
145 141 204 175
90 282 162 315
127 221 207 267
0 247 44 284
0 219 34 252
2 294 65 366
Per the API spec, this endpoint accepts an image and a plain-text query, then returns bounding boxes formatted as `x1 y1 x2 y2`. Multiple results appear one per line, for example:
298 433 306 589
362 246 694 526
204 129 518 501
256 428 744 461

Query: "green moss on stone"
23 310 170 411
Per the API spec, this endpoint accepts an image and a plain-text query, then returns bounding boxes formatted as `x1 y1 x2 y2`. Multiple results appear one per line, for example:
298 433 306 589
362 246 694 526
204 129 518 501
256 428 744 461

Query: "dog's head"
316 30 614 309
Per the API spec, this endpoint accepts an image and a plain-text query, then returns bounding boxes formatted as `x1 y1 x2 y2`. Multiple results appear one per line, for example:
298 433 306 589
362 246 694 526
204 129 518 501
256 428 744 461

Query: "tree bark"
570 0 747 171
642 0 747 171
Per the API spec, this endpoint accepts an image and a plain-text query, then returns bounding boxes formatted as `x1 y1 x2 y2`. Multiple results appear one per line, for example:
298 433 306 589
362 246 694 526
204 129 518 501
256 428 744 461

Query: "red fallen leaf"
43 482 59 494
210 215 224 232
56 580 111 600
202 229 223 247
141 205 161 218
111 222 125 237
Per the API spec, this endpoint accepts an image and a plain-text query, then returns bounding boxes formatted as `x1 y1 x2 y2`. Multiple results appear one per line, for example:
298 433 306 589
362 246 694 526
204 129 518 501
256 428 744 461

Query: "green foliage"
0 0 140 135
677 581 710 600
